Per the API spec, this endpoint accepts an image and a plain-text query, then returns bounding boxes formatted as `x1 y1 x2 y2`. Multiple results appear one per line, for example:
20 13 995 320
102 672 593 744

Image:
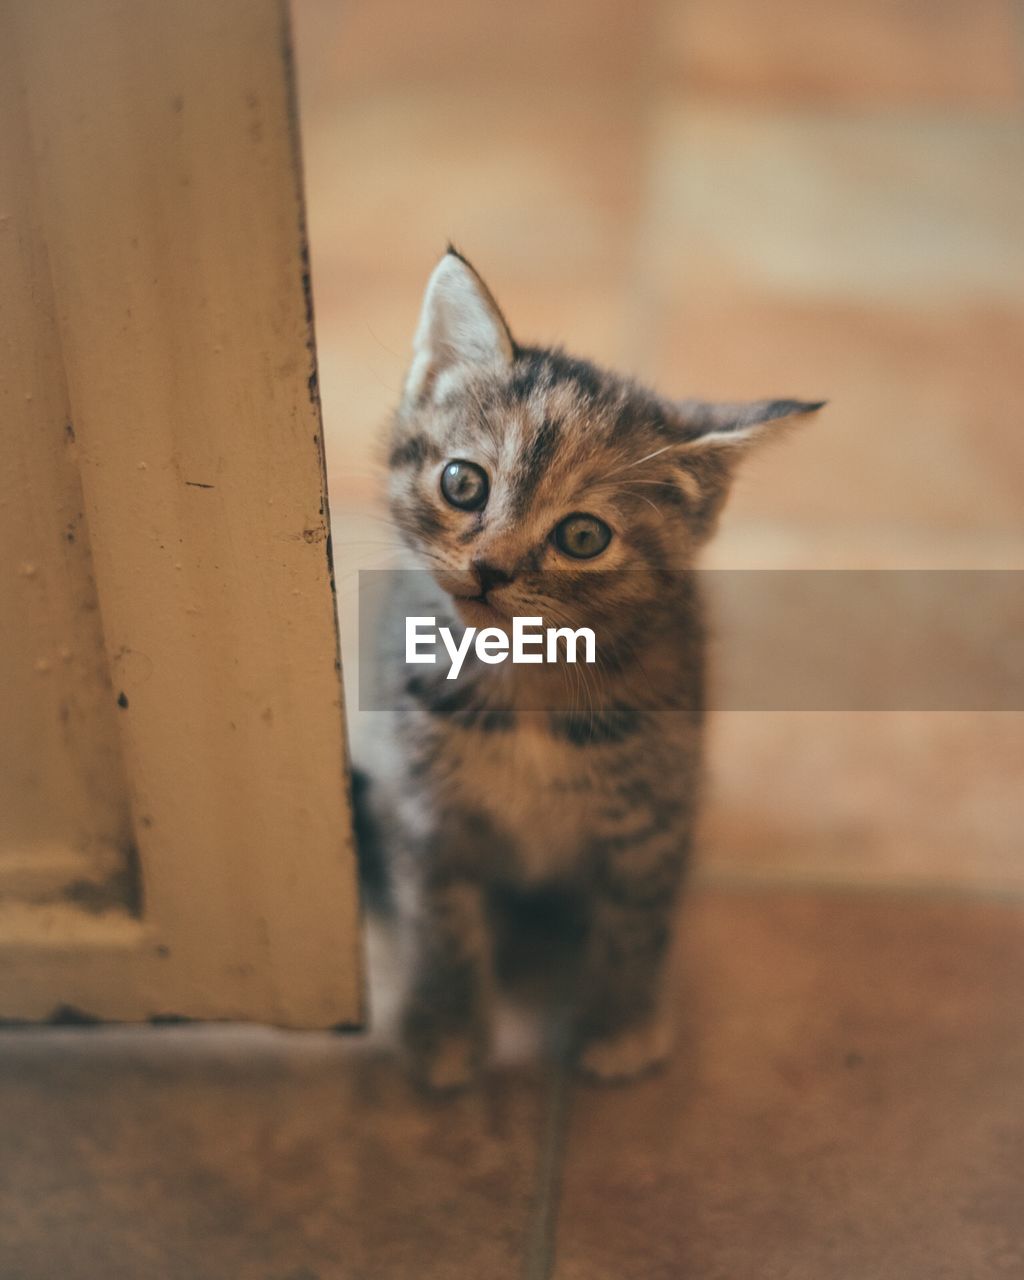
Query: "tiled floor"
4 1 1022 1277
4 886 1023 1278
553 889 1024 1280
0 1027 551 1279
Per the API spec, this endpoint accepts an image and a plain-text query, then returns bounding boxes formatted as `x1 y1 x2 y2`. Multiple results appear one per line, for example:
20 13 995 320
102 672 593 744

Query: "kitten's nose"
472 559 515 597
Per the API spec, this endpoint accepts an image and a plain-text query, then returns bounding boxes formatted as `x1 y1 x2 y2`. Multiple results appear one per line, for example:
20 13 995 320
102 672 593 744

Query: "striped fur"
363 249 821 1088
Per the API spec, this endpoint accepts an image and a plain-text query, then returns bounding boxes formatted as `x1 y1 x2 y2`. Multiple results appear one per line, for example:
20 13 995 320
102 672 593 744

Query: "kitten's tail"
349 766 394 915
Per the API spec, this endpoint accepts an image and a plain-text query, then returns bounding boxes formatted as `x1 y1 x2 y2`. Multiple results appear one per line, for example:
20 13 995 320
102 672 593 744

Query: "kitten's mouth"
453 593 507 624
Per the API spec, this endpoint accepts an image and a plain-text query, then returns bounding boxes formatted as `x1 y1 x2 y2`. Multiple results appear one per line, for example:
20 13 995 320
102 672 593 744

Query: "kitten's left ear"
673 397 826 452
404 247 515 405
663 397 825 541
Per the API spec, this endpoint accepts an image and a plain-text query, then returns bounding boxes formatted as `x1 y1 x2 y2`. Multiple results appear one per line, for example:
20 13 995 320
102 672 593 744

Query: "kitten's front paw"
407 1031 482 1093
577 1014 672 1084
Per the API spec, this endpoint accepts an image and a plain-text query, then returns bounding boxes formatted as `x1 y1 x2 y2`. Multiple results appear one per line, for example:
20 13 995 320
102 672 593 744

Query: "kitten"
358 247 821 1089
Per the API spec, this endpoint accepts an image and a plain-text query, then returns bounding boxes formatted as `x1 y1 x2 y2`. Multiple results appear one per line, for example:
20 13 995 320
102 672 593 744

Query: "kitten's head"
389 249 822 631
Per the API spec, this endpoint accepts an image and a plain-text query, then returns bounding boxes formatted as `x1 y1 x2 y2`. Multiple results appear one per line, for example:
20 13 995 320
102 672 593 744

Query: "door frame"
0 0 363 1029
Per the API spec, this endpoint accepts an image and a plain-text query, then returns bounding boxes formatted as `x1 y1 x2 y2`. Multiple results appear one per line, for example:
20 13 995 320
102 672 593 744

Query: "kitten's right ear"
404 249 515 405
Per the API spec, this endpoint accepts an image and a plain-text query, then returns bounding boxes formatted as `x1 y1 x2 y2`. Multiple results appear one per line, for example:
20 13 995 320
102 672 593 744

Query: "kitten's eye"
440 460 489 511
553 513 612 560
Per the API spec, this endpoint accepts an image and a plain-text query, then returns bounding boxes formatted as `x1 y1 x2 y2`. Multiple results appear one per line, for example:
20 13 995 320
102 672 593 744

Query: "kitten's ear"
664 398 824 542
673 397 826 452
404 248 515 404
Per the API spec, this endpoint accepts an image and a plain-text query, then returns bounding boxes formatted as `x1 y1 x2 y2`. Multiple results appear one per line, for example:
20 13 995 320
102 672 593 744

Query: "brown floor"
3 1 1023 1277
3 886 1024 1278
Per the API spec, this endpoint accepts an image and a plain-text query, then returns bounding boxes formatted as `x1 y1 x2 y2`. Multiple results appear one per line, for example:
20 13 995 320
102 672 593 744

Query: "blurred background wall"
292 0 1023 894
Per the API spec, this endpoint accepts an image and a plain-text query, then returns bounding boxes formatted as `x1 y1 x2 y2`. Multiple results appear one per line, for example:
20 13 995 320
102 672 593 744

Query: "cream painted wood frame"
0 0 363 1028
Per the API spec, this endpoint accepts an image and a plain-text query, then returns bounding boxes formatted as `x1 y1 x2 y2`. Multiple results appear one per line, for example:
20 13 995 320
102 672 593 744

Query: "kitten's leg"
576 832 686 1083
401 874 493 1091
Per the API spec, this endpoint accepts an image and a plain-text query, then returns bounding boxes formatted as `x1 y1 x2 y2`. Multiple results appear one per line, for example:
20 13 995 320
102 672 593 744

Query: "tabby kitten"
362 248 821 1089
